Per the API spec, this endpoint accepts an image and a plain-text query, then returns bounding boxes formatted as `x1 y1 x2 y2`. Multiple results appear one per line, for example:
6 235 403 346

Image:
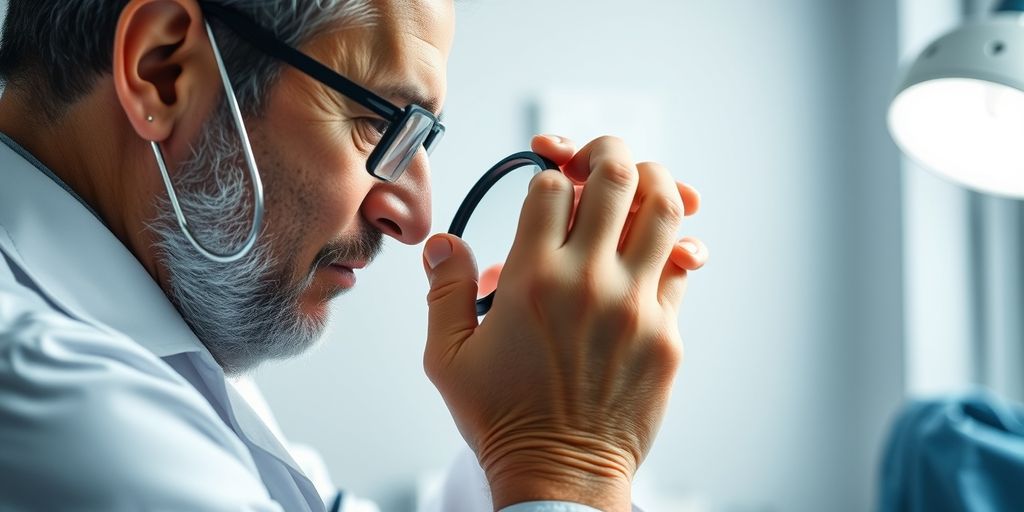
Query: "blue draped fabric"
880 391 1024 512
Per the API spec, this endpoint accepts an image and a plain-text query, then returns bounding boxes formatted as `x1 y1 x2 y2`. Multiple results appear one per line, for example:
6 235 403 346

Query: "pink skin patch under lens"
478 263 503 299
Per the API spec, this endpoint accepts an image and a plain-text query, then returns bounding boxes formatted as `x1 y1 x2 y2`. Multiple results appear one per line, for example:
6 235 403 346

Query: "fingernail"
540 134 564 145
425 237 453 269
680 241 699 255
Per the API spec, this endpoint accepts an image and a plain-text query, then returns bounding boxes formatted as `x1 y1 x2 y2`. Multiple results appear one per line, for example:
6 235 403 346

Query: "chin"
299 290 338 326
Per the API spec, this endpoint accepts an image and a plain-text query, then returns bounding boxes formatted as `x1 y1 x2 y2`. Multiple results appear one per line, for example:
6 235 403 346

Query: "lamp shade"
888 11 1024 198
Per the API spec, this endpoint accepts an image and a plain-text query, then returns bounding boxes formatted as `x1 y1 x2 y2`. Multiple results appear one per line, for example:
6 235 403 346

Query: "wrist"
482 438 634 512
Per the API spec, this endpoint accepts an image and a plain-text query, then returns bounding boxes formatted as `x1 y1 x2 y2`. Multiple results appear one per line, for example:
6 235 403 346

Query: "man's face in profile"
154 0 454 373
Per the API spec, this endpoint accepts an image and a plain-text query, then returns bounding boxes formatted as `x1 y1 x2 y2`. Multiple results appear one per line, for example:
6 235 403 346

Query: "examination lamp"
888 0 1024 198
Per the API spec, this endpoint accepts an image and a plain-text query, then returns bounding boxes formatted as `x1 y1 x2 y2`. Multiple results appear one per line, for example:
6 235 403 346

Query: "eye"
358 117 390 144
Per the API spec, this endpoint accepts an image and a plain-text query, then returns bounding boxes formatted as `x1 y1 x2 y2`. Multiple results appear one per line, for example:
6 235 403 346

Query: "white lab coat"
0 137 609 512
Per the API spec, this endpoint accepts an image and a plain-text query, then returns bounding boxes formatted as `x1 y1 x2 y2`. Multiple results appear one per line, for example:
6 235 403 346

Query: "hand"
478 135 706 286
421 135 708 511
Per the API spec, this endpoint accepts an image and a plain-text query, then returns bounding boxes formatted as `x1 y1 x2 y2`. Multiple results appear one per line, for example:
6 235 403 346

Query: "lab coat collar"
0 138 207 361
0 137 315 491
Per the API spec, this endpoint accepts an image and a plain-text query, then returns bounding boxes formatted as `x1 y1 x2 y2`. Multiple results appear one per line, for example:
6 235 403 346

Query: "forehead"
305 0 455 115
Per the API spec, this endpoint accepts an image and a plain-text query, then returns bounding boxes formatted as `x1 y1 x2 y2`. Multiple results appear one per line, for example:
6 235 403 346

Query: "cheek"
255 80 377 262
302 156 369 235
250 119 372 253
287 123 371 226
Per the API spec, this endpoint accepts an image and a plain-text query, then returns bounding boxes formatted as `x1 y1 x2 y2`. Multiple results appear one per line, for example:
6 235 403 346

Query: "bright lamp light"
888 1 1024 198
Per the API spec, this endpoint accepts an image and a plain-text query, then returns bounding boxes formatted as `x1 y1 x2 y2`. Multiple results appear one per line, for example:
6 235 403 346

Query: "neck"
0 84 162 277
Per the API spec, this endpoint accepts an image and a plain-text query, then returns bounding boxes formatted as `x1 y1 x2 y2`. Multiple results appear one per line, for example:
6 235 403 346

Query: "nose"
361 153 432 244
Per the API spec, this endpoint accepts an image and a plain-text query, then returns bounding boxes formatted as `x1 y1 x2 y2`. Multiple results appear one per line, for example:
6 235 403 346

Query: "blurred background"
251 0 1024 510
4 0 1017 510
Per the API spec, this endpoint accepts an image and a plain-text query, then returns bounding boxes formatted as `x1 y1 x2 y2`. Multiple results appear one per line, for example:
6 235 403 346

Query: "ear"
112 0 217 144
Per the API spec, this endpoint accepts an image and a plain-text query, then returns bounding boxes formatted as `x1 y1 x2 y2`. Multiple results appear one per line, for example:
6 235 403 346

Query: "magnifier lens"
462 163 540 299
449 152 556 316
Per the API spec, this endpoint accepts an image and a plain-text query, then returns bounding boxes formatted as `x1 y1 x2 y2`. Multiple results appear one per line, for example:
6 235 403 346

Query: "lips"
333 260 368 270
325 264 358 288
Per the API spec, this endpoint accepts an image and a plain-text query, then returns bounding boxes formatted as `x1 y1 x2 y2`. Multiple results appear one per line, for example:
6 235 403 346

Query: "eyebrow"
375 83 444 119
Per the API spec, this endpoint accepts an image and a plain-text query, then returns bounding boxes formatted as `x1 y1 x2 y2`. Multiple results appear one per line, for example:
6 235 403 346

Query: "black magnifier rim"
448 151 558 316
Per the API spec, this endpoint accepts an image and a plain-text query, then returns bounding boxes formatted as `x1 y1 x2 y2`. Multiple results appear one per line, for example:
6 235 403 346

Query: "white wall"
255 1 907 511
0 0 910 510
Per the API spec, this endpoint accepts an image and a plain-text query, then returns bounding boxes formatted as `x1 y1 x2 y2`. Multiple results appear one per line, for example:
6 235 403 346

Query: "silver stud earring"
146 115 154 123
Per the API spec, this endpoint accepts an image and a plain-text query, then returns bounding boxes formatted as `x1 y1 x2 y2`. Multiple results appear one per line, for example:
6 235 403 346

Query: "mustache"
310 228 385 272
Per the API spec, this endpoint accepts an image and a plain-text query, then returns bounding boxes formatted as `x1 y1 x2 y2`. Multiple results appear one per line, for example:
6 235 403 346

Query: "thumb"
422 234 480 369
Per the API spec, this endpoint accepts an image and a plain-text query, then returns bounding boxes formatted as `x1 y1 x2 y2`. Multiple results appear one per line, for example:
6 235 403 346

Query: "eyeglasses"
199 2 446 182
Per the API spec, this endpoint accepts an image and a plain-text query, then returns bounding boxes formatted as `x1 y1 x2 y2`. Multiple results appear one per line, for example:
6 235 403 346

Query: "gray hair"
0 0 377 120
149 100 383 374
149 104 323 374
0 0 385 372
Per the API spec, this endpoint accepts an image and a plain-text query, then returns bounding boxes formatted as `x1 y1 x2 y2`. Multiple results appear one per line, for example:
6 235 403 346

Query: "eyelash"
358 117 389 143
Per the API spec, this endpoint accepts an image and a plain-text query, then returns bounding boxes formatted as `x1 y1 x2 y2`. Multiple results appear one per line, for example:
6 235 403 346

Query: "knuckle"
426 279 470 308
578 269 639 316
651 193 684 224
655 337 684 371
637 161 669 177
530 170 572 195
645 327 684 371
422 352 441 383
594 134 626 147
595 160 637 189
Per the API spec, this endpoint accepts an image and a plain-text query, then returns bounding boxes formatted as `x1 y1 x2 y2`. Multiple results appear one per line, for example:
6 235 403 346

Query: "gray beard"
149 108 379 375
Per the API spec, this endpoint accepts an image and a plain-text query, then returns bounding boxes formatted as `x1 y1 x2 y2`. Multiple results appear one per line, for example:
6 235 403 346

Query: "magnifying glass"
448 151 558 316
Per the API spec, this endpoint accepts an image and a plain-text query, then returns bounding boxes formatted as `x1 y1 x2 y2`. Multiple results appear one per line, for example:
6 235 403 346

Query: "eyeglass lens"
373 110 436 181
425 126 445 156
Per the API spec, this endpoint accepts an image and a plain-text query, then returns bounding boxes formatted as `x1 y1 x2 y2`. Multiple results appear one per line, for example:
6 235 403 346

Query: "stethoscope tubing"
151 22 265 265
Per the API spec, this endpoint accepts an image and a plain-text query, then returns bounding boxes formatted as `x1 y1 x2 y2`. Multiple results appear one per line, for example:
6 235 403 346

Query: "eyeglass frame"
199 1 446 183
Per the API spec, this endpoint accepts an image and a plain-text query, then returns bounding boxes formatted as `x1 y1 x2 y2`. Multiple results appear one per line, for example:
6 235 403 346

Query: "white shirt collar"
0 135 211 361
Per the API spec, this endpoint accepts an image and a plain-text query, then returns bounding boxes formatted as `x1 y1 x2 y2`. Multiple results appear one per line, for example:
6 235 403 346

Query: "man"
0 1 707 511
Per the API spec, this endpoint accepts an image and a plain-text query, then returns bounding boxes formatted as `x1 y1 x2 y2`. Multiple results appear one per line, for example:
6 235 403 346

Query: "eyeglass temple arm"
198 1 402 121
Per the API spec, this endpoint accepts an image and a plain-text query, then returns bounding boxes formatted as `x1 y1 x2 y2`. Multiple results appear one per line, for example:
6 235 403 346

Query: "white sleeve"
500 501 647 511
422 445 642 512
0 268 283 511
499 503 603 512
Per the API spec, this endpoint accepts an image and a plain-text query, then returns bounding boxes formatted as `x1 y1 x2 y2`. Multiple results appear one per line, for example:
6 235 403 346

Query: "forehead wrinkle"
293 2 450 117
375 43 447 116
372 1 451 95
301 23 385 94
373 82 442 115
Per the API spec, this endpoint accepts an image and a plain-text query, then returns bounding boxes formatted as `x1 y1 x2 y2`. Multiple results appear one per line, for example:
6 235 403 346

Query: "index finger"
531 134 577 169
